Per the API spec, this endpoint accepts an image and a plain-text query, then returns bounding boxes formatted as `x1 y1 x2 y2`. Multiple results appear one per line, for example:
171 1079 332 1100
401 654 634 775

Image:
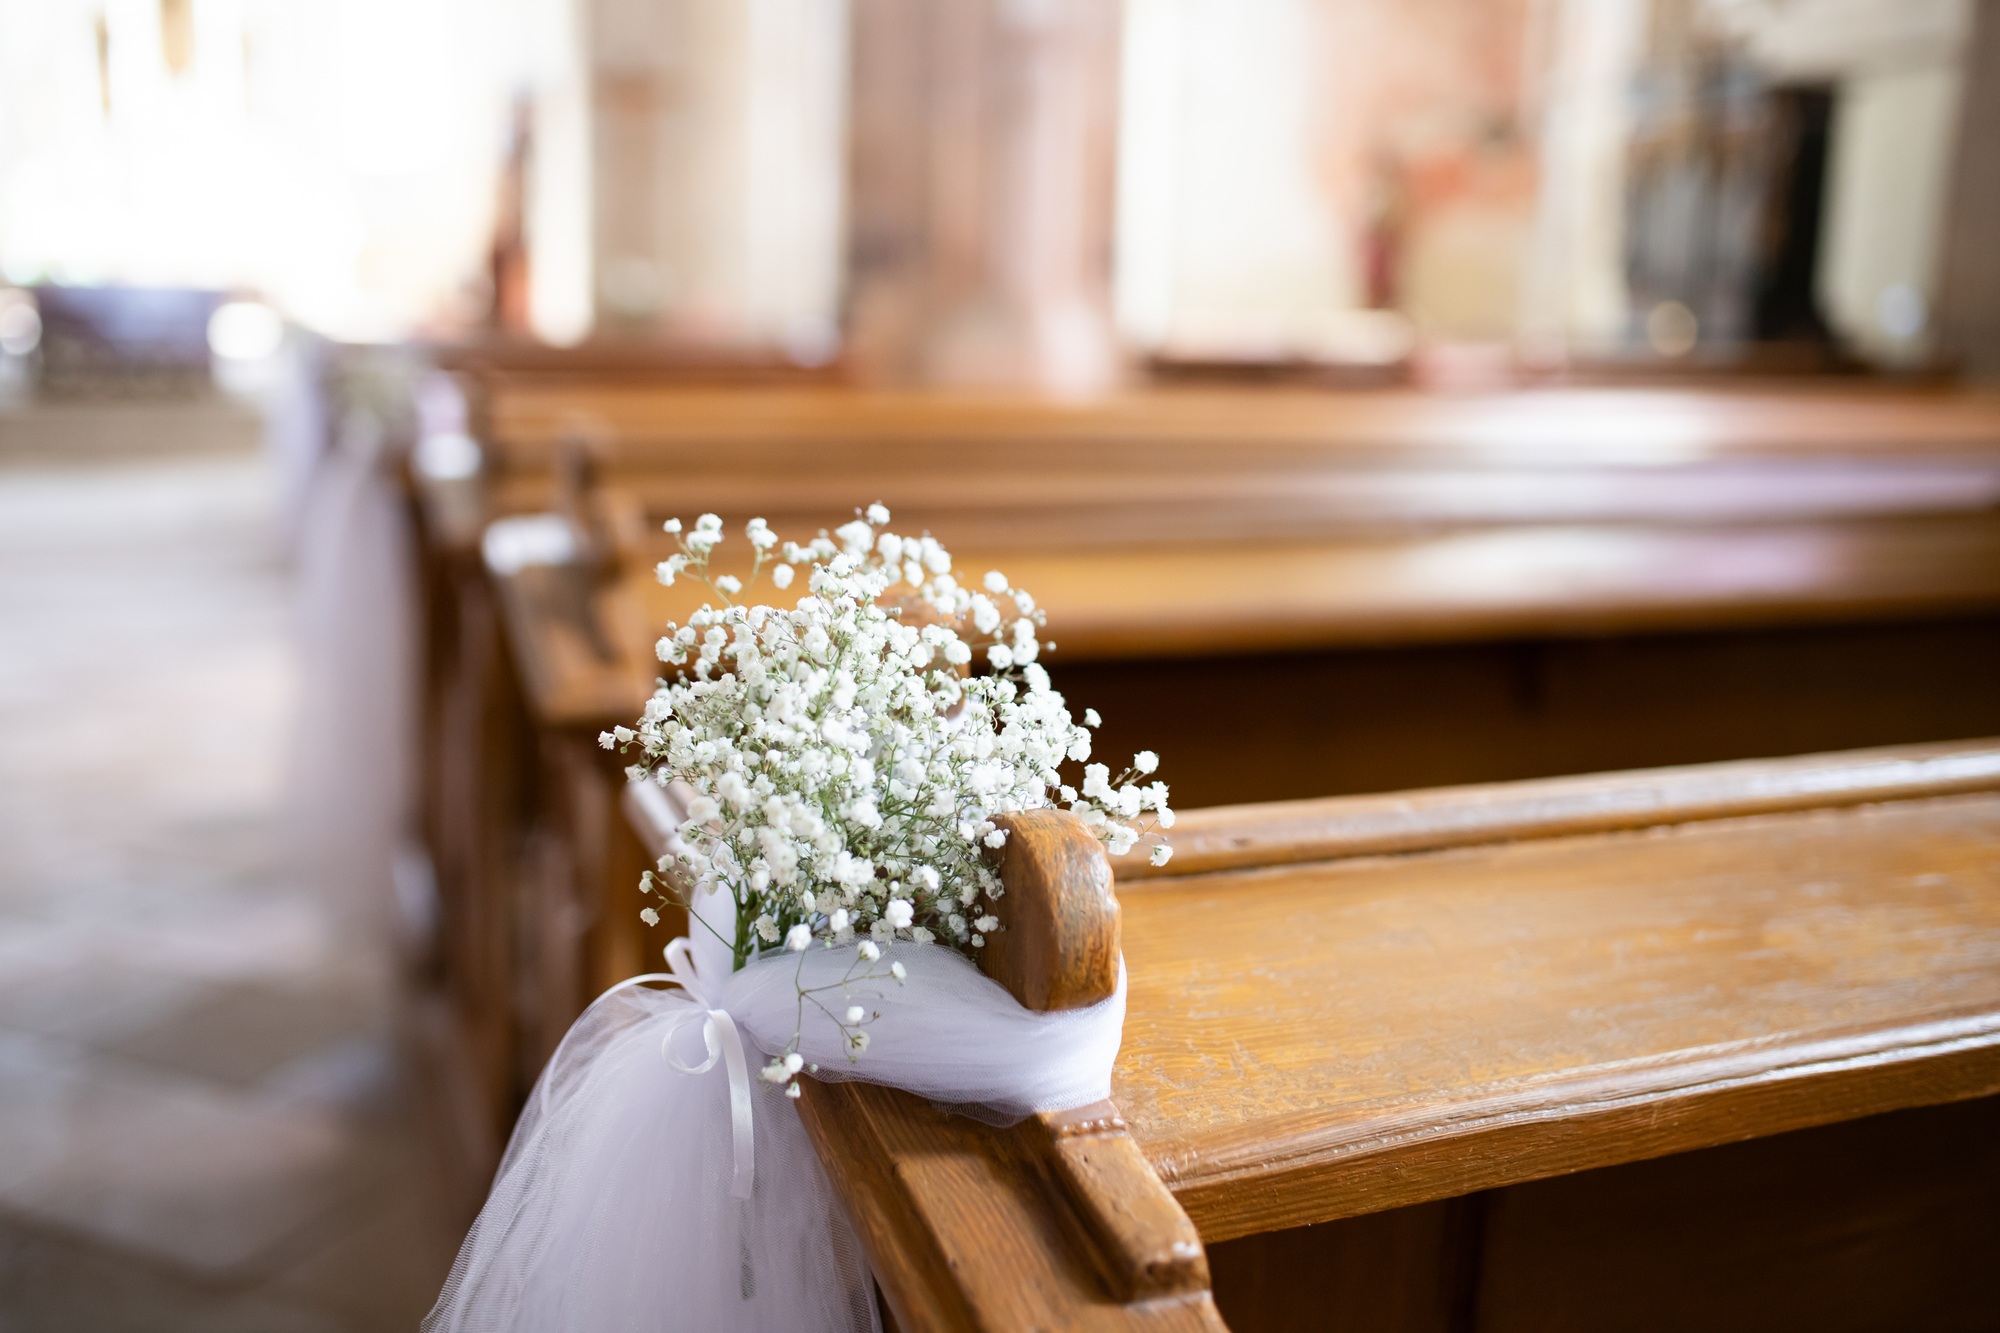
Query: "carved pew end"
983 808 1122 1012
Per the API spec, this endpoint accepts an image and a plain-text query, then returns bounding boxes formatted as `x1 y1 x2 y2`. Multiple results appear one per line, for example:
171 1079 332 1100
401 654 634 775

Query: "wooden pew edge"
1156 1004 2000 1242
622 787 1222 1329
797 1081 1224 1333
486 559 654 730
1118 736 2000 882
409 466 489 559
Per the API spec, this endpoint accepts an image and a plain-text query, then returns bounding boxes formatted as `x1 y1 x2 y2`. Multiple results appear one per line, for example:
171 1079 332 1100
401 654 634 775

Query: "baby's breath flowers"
602 505 1171 1091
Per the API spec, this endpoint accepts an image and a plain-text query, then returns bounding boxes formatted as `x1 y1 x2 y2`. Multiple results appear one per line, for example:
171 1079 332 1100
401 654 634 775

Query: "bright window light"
207 300 285 361
0 298 39 356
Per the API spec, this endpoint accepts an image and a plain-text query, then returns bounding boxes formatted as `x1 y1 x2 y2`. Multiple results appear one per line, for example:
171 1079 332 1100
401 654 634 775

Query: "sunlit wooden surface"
770 740 2000 1330
475 384 2000 469
1112 742 2000 1242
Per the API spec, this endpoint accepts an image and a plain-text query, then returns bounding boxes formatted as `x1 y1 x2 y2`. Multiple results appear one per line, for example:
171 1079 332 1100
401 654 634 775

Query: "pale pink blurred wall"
1116 0 1547 364
1312 0 1541 334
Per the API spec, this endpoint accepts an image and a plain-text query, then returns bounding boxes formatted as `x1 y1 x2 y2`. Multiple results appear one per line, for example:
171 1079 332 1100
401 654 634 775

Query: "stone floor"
0 448 459 1331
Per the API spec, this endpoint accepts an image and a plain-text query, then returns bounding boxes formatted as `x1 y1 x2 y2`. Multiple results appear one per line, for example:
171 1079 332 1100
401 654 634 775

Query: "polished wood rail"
461 384 2000 739
982 808 1123 1011
429 384 2000 566
1123 736 2000 880
625 513 2000 664
625 739 2000 1330
474 383 2000 470
429 334 842 386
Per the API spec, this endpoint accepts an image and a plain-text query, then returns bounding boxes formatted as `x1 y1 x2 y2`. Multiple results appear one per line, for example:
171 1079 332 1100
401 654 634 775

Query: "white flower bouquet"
601 504 1172 1093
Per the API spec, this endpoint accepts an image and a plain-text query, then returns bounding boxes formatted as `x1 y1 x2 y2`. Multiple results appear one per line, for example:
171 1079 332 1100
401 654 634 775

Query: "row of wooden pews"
619 738 1998 1331
461 382 2000 803
402 374 2000 1239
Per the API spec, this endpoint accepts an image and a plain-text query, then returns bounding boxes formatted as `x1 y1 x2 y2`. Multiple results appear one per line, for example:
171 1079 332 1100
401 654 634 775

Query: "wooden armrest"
483 521 653 729
796 1084 1219 1331
981 809 1122 1011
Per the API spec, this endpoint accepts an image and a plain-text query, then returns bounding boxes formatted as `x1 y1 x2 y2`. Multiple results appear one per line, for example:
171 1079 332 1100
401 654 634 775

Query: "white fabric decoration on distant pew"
423 889 1127 1333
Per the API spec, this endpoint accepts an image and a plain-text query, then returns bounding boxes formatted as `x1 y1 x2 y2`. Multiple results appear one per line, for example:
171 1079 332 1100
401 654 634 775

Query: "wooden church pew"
419 384 2000 1180
619 737 2000 1330
449 381 2000 810
466 383 2000 809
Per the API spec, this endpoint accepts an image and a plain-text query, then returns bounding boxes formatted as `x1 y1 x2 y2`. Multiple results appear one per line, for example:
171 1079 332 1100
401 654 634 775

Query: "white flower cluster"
602 504 1172 1089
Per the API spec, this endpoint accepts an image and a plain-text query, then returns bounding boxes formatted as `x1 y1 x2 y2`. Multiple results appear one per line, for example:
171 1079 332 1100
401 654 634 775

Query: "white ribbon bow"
558 939 758 1201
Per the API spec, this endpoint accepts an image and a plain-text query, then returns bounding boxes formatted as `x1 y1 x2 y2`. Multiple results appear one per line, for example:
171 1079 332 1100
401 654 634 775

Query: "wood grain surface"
493 514 2000 736
613 512 2000 664
555 459 2000 562
633 734 2000 1326
444 384 2000 667
1113 786 2000 1240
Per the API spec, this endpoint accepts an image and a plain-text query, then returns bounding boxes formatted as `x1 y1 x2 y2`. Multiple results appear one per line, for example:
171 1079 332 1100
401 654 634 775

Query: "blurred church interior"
3 0 2000 1328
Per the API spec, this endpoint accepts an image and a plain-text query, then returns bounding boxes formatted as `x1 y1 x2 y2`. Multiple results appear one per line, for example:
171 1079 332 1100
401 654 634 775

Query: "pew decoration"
609 503 1171 1082
427 506 1170 1331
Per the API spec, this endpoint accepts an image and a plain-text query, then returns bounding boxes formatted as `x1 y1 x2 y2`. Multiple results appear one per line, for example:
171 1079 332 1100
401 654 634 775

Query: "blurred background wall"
0 0 570 341
0 0 1991 389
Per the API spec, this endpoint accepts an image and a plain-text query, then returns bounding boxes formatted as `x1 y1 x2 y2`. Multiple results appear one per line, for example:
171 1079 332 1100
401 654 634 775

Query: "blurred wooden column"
1939 0 2000 382
584 0 847 351
846 0 1124 393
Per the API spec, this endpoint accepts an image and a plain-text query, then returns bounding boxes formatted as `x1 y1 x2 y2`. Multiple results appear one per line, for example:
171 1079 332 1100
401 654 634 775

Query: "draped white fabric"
425 890 1127 1332
291 392 419 935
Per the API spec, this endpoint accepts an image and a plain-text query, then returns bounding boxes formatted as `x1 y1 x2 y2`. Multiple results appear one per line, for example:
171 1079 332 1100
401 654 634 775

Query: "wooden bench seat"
640 739 2000 1330
1118 767 2000 1240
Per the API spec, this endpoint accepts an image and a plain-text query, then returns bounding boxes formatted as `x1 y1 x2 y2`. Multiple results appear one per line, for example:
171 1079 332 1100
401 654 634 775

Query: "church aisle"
0 454 457 1331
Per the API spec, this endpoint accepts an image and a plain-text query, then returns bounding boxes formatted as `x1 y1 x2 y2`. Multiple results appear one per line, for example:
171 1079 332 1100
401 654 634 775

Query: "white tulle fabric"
425 888 1126 1333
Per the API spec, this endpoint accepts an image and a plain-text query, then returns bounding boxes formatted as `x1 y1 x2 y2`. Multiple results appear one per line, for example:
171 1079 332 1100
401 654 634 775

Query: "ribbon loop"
662 937 707 1001
535 938 761 1201
646 938 757 1200
661 1009 724 1076
704 1007 756 1200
